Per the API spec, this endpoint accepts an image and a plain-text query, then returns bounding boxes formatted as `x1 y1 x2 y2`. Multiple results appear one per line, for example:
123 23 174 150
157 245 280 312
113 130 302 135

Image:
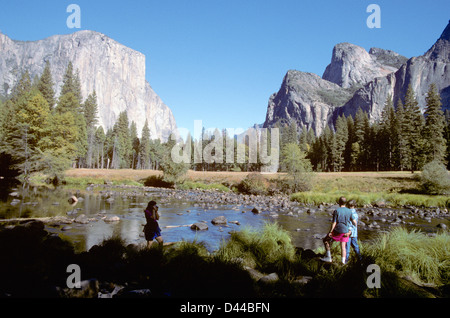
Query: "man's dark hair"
338 196 347 206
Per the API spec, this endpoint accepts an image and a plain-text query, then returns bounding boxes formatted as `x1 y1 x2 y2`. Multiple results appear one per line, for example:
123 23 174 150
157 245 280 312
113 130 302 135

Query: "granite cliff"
0 30 176 141
264 20 450 136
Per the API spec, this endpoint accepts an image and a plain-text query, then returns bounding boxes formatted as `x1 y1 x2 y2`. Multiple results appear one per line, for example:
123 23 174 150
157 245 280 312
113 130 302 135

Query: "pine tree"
83 91 98 128
10 71 32 104
16 92 51 150
73 70 83 104
285 120 299 145
299 125 309 153
322 125 334 172
60 62 75 97
0 99 4 141
56 91 87 167
403 84 425 172
370 122 381 171
37 60 55 109
94 126 106 169
344 115 355 171
394 99 408 171
379 95 396 170
444 110 450 169
113 111 132 168
334 115 348 172
423 83 446 164
139 119 151 169
83 91 99 168
353 108 369 170
130 121 139 169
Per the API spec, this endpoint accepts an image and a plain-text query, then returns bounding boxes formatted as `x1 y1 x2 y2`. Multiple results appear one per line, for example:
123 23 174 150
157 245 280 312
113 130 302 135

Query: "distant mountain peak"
439 20 450 41
425 20 450 62
264 20 450 136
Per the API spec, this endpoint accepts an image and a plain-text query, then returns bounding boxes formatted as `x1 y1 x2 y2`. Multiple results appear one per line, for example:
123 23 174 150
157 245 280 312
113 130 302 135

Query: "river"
1 184 449 253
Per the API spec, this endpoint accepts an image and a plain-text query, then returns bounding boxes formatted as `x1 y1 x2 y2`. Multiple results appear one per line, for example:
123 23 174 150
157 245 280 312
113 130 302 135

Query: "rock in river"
74 214 90 224
191 223 209 231
104 215 120 222
211 216 227 225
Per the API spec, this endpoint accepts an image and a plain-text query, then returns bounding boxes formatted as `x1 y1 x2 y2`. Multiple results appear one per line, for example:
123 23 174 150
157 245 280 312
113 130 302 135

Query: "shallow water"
1 185 449 253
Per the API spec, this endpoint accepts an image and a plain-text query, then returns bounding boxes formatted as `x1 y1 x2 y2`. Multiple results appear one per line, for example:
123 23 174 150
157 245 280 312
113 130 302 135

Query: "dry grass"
65 168 162 182
66 168 261 185
65 169 418 194
313 171 419 193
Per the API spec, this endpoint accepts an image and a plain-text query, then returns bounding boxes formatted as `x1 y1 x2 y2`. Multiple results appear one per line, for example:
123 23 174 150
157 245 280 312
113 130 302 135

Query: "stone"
258 273 279 284
244 266 265 281
68 196 78 204
74 214 89 224
251 207 260 214
191 222 208 231
293 276 313 285
437 223 447 229
104 215 120 222
211 216 227 225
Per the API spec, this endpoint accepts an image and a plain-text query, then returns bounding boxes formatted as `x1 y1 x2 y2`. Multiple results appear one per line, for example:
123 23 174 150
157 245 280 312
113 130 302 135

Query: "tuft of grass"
364 227 450 286
216 222 297 277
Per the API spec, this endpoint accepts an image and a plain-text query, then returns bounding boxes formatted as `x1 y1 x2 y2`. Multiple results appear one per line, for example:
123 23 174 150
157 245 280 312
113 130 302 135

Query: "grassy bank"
56 169 449 208
291 191 450 208
1 220 448 298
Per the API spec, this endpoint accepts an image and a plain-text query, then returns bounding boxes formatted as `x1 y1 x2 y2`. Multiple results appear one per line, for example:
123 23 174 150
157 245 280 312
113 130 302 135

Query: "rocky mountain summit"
0 30 176 141
264 20 450 136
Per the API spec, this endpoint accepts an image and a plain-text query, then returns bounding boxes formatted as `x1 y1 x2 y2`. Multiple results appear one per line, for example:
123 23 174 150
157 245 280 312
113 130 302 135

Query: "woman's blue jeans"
346 237 361 263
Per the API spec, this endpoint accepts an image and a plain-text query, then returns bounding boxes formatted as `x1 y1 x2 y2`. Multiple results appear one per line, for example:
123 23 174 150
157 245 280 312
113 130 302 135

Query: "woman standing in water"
143 200 163 248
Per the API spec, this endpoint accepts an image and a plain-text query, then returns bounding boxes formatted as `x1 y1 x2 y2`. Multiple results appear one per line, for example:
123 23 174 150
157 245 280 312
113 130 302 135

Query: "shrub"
419 160 450 195
280 143 314 194
160 160 189 186
237 172 270 195
142 175 174 188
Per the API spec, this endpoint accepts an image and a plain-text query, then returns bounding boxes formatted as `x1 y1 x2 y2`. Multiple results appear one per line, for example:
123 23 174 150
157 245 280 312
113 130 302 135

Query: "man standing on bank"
321 196 356 264
143 200 163 248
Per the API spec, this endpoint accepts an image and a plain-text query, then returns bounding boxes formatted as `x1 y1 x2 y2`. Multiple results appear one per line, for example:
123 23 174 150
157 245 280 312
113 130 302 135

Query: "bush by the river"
419 160 450 195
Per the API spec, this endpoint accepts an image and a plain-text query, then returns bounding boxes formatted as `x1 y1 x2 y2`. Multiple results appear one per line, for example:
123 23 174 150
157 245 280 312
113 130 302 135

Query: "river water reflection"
1 185 449 253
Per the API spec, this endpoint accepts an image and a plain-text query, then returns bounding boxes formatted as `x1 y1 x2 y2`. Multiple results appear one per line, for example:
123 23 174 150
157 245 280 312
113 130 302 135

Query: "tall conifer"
37 60 55 109
423 83 446 163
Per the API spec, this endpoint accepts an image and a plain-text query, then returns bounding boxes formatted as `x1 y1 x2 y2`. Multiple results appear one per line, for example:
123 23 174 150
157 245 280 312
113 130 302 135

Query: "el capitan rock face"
264 20 450 136
0 30 176 141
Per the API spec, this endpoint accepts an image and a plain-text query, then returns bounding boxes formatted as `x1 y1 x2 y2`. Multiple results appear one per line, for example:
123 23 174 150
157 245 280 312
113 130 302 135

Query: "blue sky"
0 0 449 135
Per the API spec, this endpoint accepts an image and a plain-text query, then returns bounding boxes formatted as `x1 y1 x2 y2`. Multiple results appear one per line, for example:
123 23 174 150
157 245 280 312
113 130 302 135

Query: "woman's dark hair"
347 200 356 208
146 200 157 210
